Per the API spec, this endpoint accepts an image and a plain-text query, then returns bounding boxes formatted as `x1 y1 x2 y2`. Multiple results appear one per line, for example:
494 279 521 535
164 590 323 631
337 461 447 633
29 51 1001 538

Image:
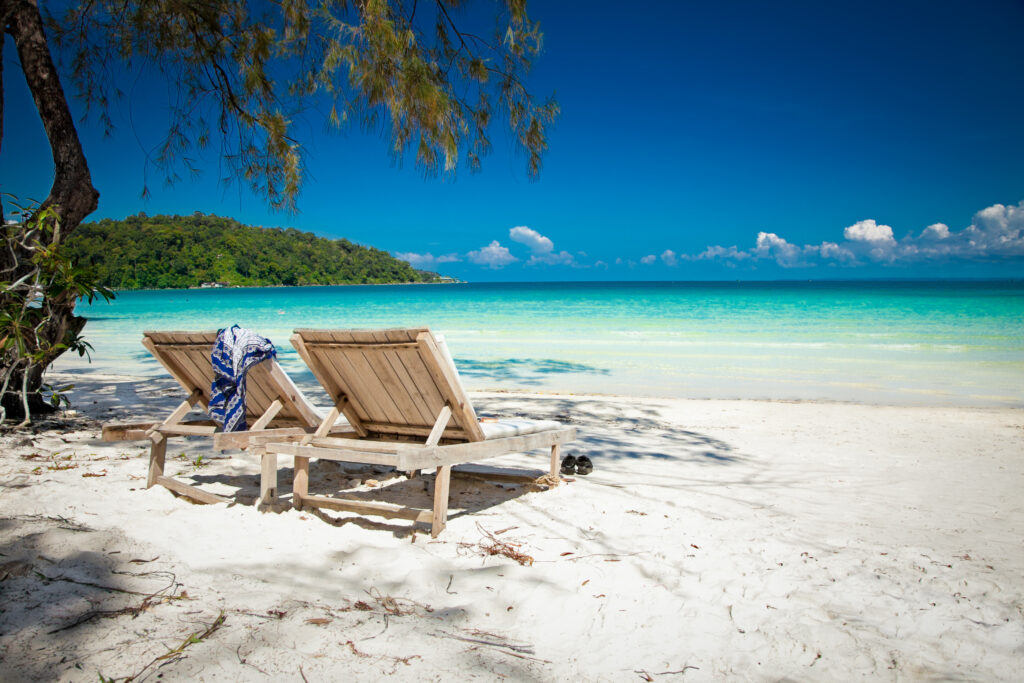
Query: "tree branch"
434 0 476 60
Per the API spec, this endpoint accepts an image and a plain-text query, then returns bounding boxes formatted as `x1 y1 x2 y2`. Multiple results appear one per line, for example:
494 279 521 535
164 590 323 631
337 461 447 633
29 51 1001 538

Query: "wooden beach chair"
102 330 330 505
262 328 577 537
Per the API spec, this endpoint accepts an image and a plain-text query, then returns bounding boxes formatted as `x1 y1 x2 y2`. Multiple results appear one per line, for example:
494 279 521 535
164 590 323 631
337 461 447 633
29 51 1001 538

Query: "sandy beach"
1 372 1022 681
6 0 1023 678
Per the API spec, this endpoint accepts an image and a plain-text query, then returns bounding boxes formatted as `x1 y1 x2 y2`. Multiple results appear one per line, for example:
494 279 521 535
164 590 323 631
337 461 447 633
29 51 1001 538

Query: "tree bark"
0 34 5 227
3 0 99 239
1 0 99 417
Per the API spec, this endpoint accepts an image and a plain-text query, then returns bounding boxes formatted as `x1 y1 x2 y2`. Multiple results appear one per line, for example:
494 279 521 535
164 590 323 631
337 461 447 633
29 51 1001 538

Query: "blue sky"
3 0 1024 280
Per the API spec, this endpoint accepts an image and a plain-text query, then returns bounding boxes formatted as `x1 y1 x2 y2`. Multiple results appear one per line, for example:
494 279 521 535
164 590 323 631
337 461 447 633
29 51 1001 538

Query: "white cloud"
817 241 856 263
528 250 575 266
694 245 751 261
921 223 950 240
508 225 581 266
640 254 656 265
660 249 678 266
843 219 895 243
509 226 554 254
754 232 813 267
395 252 431 266
394 251 461 267
467 240 518 268
680 199 1024 268
961 202 1024 256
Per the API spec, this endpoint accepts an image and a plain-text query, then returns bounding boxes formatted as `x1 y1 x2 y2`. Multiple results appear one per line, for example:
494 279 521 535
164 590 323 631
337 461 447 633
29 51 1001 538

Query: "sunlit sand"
1 372 1021 680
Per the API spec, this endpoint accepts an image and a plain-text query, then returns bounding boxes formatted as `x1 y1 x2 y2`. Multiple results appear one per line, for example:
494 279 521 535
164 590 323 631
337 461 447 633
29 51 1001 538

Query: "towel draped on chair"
208 325 276 432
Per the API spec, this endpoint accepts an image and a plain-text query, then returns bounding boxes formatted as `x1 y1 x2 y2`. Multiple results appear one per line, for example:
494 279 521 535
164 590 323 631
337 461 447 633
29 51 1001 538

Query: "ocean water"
60 281 1024 406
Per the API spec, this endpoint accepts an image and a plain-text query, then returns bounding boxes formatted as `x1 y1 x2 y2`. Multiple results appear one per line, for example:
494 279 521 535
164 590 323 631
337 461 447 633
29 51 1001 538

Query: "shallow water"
62 281 1024 406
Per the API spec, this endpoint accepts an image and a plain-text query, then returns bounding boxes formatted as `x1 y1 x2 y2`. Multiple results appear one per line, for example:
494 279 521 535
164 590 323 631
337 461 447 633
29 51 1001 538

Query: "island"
64 212 445 289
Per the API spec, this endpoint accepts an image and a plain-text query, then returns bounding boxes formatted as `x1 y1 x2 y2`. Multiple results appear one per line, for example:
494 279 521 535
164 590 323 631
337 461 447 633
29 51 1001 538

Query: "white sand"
1 373 1022 681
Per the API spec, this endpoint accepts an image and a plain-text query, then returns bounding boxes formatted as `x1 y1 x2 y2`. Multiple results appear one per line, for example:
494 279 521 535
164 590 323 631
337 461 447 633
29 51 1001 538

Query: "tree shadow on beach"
58 370 806 502
11 372 855 679
474 394 744 465
56 373 797 526
0 515 191 682
456 357 611 387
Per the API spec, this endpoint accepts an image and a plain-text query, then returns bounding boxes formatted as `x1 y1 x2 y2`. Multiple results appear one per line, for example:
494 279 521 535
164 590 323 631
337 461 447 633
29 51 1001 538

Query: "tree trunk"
0 32 5 227
1 0 99 417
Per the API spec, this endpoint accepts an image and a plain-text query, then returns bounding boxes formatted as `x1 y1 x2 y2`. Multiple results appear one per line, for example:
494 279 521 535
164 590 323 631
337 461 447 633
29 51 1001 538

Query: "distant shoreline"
109 280 465 293
104 277 1024 293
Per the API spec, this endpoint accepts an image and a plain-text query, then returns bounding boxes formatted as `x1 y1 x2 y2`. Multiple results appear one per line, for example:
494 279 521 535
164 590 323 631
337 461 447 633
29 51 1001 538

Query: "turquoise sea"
60 281 1024 407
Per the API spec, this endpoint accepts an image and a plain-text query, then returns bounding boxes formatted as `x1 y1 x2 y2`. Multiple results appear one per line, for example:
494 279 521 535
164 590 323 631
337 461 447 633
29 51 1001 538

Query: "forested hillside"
64 213 440 289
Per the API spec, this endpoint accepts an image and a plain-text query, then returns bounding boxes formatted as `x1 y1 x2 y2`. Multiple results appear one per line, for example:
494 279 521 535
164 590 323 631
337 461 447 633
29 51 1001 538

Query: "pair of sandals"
560 454 593 476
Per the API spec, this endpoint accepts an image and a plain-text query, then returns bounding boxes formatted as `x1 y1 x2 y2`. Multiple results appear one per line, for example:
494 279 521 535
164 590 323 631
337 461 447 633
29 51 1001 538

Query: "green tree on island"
0 0 557 418
65 213 445 289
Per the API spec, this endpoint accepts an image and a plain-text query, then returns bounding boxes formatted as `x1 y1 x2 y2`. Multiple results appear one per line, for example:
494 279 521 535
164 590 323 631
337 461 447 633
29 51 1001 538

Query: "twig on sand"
496 649 552 664
368 587 407 616
39 569 180 601
458 524 534 566
365 587 433 616
48 593 167 633
37 573 144 594
531 473 561 489
497 651 548 663
299 665 310 683
345 640 422 666
635 666 700 679
236 643 268 675
24 543 185 634
555 551 649 563
12 513 94 532
357 587 433 640
113 612 227 682
432 629 537 655
342 640 422 675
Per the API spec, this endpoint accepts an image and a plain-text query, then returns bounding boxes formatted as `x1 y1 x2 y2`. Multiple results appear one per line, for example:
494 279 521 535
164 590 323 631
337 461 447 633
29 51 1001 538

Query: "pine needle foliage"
46 0 559 212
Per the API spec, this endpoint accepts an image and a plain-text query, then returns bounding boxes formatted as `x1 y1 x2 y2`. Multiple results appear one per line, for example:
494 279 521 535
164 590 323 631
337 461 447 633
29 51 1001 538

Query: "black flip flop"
560 454 577 475
575 455 593 475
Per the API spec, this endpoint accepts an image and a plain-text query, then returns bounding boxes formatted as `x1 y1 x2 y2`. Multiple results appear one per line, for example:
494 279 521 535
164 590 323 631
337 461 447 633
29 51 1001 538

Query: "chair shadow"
182 461 550 538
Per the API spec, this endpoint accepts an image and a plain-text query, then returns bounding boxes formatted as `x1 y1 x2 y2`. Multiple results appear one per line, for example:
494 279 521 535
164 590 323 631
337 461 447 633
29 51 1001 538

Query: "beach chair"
102 330 330 506
262 328 577 537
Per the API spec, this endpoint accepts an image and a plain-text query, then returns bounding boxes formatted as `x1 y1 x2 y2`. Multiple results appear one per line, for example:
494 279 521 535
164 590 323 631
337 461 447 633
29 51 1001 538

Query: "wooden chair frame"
103 331 337 506
264 328 577 536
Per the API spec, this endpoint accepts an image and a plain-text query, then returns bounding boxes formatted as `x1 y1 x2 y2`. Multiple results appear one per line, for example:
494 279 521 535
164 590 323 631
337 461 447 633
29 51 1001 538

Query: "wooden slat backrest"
142 330 321 427
292 328 485 442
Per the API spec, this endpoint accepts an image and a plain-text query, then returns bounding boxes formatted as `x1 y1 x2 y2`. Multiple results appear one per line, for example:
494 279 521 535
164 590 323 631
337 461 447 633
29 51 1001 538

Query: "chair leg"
147 434 167 488
431 465 452 537
550 443 560 477
259 450 278 509
293 456 309 510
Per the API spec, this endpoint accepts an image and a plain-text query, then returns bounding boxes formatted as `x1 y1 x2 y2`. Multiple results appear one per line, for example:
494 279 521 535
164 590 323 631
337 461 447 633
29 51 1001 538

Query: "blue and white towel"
208 325 276 432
